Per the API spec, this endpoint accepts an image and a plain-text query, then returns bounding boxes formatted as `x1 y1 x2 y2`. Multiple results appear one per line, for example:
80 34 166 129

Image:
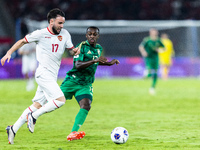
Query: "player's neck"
88 42 96 47
47 26 55 35
151 36 157 41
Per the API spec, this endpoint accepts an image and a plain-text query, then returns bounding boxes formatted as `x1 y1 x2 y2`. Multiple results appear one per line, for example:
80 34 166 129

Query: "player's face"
86 28 99 46
161 33 168 39
51 16 65 35
149 29 158 40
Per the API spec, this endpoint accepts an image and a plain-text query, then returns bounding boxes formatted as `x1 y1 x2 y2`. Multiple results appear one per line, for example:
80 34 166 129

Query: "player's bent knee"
79 99 91 111
56 96 66 103
81 105 91 111
33 102 42 109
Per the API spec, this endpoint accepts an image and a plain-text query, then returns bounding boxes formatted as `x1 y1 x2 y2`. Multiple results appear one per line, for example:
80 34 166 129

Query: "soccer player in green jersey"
60 26 120 141
139 28 165 95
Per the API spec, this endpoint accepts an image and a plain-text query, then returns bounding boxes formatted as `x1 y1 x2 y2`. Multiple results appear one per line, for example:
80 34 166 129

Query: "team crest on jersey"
57 36 62 41
87 50 92 54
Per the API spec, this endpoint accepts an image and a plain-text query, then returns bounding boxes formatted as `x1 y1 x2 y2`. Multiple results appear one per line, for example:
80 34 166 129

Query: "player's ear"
49 18 54 25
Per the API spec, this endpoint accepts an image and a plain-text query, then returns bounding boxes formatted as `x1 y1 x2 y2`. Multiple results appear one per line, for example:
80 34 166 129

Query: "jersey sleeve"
25 30 41 43
140 37 148 47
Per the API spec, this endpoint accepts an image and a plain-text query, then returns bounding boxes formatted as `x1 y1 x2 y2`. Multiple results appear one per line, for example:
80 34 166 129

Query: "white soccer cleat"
27 113 36 133
149 87 156 95
6 125 15 144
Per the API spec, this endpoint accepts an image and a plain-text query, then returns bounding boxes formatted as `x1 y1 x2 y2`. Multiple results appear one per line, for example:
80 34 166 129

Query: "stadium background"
0 0 200 78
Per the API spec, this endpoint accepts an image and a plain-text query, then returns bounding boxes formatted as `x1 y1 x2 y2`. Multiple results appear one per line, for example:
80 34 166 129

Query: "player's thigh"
75 84 93 103
60 79 77 100
32 86 48 106
144 58 152 69
35 69 64 101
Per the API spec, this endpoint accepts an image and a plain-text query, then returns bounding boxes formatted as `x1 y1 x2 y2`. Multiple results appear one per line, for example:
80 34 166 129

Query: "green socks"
152 73 158 88
71 108 88 132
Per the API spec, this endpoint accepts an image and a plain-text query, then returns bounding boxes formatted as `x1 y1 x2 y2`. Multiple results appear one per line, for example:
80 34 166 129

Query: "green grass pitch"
0 78 200 150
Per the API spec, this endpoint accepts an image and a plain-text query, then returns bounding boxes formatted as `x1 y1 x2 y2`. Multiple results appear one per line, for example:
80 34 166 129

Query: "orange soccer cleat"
67 131 85 141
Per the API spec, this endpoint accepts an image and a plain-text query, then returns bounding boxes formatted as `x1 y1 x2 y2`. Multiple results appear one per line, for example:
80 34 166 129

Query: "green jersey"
140 36 164 60
66 40 102 85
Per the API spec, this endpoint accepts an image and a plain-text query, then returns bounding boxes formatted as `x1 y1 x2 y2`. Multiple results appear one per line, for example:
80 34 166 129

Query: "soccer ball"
111 127 129 144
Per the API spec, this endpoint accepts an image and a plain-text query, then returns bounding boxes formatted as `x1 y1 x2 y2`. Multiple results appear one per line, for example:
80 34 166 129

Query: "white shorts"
32 67 64 106
22 56 37 74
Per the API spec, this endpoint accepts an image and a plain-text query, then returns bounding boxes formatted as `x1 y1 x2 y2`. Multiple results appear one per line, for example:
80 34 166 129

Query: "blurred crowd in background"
1 0 200 79
1 0 200 58
5 0 200 21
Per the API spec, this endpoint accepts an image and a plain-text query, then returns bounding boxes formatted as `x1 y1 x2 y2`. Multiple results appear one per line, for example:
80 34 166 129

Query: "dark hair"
47 8 65 23
86 26 100 33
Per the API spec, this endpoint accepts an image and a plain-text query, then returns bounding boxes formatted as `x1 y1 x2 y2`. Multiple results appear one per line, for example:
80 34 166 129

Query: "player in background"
1 8 80 144
18 42 37 91
159 33 175 80
139 28 165 95
60 26 120 141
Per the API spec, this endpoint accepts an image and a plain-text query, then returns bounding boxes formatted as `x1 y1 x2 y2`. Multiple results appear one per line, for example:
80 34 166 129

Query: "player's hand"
95 56 108 63
110 59 120 65
68 47 80 56
1 52 11 66
157 48 165 53
73 47 80 55
98 56 108 63
141 51 148 57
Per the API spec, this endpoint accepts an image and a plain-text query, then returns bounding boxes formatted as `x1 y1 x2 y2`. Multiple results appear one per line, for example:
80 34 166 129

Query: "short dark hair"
47 8 65 23
86 26 100 33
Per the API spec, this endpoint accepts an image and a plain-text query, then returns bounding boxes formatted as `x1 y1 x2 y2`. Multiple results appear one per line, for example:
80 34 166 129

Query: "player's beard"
52 26 60 35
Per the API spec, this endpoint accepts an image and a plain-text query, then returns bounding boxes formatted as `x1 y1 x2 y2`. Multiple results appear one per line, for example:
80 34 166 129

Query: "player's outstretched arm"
99 59 120 66
75 56 108 70
1 38 27 66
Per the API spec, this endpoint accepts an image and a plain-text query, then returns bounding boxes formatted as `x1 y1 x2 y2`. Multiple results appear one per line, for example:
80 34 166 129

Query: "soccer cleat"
6 125 15 144
27 112 36 133
67 131 86 141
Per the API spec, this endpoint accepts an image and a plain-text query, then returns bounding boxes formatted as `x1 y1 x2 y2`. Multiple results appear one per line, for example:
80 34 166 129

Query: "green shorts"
145 57 159 69
60 79 93 102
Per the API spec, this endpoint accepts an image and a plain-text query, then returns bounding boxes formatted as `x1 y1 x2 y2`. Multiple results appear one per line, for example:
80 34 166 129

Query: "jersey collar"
86 40 99 48
47 27 55 35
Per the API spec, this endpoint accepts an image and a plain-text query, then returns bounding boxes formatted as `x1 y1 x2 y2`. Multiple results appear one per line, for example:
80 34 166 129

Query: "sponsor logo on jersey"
57 36 63 41
45 37 51 39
